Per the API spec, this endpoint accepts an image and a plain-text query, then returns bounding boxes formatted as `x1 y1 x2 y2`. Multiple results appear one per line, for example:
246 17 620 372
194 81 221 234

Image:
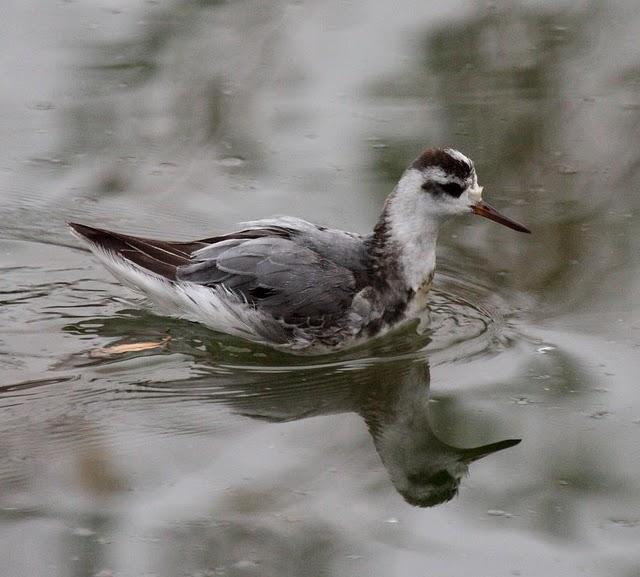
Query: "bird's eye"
429 470 454 486
407 469 454 487
440 182 465 198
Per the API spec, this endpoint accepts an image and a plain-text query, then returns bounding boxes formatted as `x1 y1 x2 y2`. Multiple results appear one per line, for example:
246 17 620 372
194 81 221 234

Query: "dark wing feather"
68 222 206 279
68 223 296 280
70 221 362 327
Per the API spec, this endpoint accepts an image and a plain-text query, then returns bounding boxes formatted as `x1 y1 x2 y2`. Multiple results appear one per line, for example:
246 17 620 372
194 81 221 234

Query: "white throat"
385 170 441 292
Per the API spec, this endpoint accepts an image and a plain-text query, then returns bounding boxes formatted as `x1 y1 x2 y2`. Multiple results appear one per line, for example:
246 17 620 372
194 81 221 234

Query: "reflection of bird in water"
357 363 520 507
69 148 529 353
146 357 520 508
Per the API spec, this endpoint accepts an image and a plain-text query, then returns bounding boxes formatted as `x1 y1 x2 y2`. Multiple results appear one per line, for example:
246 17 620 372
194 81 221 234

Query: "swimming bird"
69 148 530 353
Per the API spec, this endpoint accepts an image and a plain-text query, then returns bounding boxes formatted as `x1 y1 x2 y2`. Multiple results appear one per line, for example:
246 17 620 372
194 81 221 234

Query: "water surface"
1 1 640 576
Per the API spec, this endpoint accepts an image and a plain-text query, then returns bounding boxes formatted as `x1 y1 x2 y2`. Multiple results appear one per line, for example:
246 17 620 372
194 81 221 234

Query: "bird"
69 147 530 353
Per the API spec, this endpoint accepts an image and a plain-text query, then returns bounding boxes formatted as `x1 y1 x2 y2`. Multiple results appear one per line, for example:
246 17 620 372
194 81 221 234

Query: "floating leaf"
89 336 171 358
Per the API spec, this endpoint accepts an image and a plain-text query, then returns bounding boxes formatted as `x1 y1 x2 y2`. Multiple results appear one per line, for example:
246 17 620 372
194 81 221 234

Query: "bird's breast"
406 271 434 317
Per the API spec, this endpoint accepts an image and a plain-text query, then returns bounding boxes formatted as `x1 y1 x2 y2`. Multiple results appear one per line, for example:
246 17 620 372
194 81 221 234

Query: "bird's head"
390 148 530 233
395 438 522 508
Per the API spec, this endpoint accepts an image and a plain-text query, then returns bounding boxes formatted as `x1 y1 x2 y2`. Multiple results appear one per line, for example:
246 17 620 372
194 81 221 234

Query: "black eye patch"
439 182 465 197
429 470 455 486
421 181 465 197
407 469 454 487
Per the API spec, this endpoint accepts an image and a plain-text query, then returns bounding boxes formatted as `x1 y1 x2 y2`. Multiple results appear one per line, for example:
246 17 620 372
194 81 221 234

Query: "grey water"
1 0 640 576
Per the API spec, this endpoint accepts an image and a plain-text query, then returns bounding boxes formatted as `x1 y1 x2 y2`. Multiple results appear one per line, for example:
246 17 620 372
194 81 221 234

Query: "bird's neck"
358 363 463 497
359 363 433 440
368 194 441 295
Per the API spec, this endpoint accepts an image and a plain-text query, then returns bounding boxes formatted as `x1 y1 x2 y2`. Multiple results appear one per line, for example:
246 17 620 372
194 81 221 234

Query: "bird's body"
69 216 420 352
70 148 529 353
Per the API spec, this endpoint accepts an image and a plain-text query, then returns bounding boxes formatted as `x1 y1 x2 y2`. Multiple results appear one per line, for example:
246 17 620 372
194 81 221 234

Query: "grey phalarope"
70 148 530 353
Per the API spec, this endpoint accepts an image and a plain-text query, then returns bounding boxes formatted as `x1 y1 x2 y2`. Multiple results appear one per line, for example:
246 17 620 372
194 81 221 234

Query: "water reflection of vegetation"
369 6 595 180
58 0 276 195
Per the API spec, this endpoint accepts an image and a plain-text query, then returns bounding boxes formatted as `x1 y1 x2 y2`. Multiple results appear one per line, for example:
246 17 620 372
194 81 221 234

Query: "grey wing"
235 217 370 285
177 236 358 325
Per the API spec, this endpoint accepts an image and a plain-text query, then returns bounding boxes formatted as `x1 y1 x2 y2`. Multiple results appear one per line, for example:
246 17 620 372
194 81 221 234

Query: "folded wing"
69 221 363 327
178 236 357 325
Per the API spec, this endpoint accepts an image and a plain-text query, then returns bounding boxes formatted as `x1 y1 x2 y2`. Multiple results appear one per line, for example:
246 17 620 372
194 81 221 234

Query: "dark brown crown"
411 148 473 180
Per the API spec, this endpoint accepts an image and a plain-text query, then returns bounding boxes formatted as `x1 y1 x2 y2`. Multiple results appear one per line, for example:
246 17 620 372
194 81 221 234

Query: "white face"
416 167 483 217
388 148 481 231
413 148 482 218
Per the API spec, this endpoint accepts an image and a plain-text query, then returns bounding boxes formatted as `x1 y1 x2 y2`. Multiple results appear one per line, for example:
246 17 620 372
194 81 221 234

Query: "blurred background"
1 0 639 575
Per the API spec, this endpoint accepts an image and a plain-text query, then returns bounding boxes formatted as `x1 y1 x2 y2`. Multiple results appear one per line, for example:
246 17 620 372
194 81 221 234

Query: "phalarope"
70 148 530 353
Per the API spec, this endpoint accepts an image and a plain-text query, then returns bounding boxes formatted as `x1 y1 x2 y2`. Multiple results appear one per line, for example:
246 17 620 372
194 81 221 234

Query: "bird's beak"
472 201 531 233
459 438 521 463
